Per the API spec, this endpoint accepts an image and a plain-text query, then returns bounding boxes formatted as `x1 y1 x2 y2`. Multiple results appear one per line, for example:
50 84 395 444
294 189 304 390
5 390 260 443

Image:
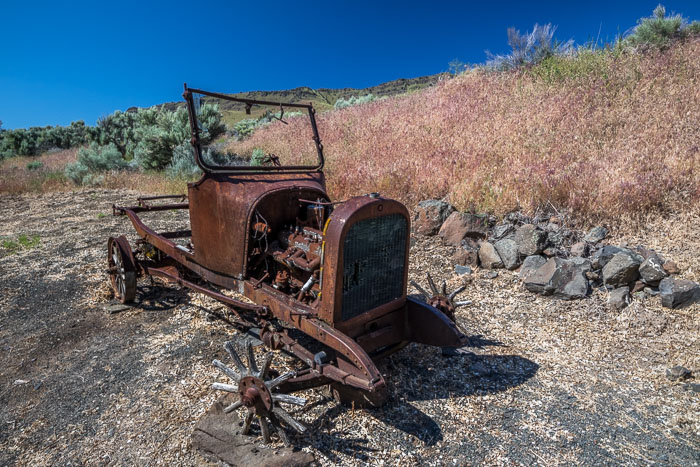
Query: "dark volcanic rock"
659 277 700 309
414 199 455 236
514 224 548 256
192 399 315 467
639 256 668 285
552 260 591 300
602 251 643 287
453 239 480 267
478 241 503 269
666 366 692 381
494 238 521 270
608 287 631 310
584 226 608 243
491 223 515 241
590 245 623 270
439 212 489 246
524 257 591 299
524 258 559 295
519 255 547 280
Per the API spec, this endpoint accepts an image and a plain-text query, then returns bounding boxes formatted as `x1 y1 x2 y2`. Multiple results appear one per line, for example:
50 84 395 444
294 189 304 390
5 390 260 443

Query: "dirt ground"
0 189 698 466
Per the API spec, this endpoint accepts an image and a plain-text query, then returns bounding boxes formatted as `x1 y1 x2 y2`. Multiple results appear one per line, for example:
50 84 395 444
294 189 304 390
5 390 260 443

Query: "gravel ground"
0 189 698 466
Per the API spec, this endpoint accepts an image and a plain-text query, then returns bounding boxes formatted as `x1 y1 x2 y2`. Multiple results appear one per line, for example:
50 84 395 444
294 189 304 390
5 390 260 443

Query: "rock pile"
414 200 700 309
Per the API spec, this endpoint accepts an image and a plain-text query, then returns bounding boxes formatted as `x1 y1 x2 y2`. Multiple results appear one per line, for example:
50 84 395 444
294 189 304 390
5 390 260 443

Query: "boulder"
584 226 608 243
491 223 515 241
666 366 692 381
635 245 664 262
453 247 479 267
601 250 643 287
519 255 547 281
569 257 592 273
494 238 521 270
414 200 455 236
514 224 548 256
590 245 623 270
631 280 645 293
551 259 591 300
608 287 631 310
523 258 559 295
478 242 503 269
439 212 489 246
638 256 668 285
570 241 588 257
659 277 700 309
524 257 591 299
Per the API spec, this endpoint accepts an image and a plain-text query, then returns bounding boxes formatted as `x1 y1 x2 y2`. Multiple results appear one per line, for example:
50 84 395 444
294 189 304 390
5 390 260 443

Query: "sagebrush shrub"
626 5 700 49
486 23 574 70
64 143 128 185
250 148 267 166
166 143 201 178
334 94 377 109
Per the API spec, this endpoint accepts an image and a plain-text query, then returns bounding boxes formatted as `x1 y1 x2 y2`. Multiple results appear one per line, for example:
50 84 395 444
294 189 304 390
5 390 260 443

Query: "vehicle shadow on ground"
297 340 538 461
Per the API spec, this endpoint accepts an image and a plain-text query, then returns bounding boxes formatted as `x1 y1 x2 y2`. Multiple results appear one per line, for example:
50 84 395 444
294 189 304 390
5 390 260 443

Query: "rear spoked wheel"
107 236 136 303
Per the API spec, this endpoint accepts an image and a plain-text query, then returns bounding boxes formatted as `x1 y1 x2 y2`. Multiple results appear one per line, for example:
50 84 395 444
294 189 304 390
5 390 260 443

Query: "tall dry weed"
228 40 700 220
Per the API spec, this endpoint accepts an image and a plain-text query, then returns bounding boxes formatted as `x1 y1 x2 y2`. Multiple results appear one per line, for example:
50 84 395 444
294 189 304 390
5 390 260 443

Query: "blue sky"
1 0 698 129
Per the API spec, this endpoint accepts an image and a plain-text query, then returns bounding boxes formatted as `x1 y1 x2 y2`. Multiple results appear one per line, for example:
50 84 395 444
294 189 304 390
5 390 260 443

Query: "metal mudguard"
405 296 468 347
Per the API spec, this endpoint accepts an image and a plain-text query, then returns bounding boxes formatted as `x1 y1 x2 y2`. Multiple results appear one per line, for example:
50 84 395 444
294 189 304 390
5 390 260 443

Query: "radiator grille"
341 213 407 321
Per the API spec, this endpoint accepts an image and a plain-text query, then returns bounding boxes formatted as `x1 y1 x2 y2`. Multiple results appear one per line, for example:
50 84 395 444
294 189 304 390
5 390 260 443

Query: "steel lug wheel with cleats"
410 272 471 323
107 236 136 303
211 339 307 444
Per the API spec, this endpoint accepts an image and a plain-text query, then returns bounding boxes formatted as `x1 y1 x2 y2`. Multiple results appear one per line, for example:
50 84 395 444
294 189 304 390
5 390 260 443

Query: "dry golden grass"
0 149 78 193
0 148 191 196
229 40 700 221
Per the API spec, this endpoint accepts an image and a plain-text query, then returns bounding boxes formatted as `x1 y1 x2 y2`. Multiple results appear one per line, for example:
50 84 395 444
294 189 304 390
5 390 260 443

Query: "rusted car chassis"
107 85 467 442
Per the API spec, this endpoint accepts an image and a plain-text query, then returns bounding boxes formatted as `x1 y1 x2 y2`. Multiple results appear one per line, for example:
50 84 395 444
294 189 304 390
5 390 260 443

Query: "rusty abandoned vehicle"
107 85 470 443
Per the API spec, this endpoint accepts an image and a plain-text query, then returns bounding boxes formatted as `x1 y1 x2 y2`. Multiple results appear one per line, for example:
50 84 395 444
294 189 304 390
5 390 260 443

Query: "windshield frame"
183 84 325 174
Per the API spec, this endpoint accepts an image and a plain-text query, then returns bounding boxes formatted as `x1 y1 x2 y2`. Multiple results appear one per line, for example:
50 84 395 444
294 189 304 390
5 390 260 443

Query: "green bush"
64 143 128 185
166 143 201 178
0 121 90 160
94 110 139 158
233 109 303 140
626 5 700 49
250 148 267 166
486 23 574 70
233 118 258 140
334 94 377 109
26 161 43 171
197 103 226 142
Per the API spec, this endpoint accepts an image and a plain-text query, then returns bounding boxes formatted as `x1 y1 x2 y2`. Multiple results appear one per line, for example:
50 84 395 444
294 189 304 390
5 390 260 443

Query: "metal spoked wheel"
410 272 471 324
107 236 136 303
211 340 307 445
